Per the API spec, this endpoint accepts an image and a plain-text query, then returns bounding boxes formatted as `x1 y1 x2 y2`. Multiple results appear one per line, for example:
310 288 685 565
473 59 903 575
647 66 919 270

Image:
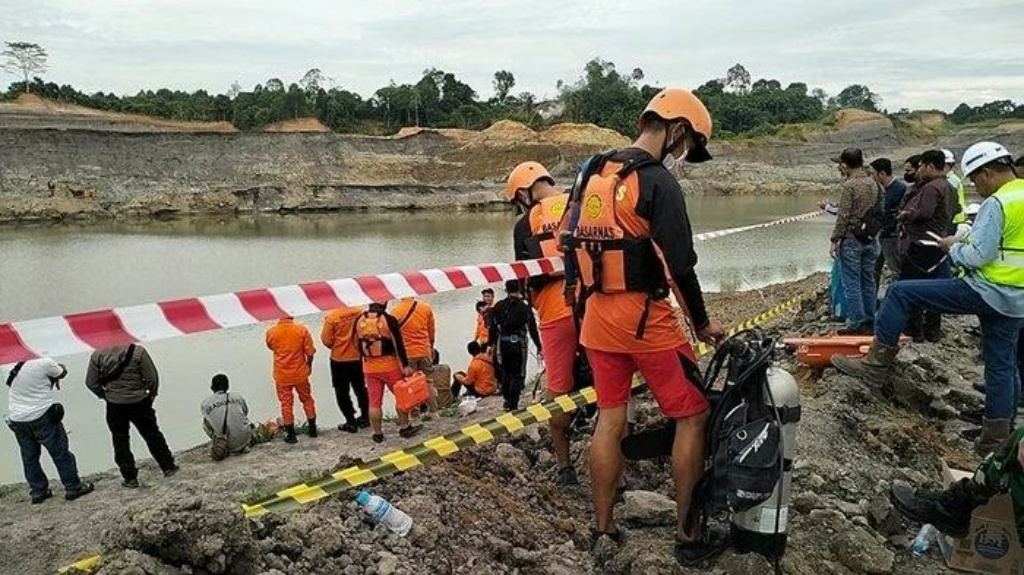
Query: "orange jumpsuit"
265 318 317 425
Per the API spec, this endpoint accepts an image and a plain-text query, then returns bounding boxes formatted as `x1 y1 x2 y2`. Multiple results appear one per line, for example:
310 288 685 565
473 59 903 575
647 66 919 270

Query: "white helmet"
961 141 1013 177
942 149 956 165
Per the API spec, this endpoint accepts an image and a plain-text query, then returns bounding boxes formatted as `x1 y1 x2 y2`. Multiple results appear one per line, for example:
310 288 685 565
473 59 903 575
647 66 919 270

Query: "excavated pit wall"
2 115 1022 223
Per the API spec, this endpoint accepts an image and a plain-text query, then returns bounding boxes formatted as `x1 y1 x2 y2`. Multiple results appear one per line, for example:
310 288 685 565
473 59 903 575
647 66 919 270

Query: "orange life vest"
526 194 569 260
570 159 668 297
355 311 396 358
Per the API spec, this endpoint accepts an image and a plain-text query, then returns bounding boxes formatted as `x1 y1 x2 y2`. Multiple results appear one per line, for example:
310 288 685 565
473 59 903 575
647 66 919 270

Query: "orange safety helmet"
639 87 714 163
504 161 555 202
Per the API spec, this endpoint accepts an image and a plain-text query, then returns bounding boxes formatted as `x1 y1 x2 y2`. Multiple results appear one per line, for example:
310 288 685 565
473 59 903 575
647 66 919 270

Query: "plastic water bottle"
355 491 413 536
911 524 937 557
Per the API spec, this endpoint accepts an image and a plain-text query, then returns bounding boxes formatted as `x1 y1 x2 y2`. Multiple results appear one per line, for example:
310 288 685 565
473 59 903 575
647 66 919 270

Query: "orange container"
784 335 910 369
393 371 431 413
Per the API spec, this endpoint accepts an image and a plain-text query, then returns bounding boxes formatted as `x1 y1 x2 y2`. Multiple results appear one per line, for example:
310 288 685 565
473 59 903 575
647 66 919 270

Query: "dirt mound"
391 126 478 143
835 108 893 130
3 93 237 133
481 119 537 140
541 123 630 149
916 112 947 128
262 118 330 133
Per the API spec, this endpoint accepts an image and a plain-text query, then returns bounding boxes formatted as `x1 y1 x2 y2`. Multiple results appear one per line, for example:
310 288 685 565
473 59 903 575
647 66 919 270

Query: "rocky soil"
0 273 993 574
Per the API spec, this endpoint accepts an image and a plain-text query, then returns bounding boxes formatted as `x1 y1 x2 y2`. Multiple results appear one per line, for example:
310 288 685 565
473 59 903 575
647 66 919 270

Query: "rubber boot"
831 341 899 387
890 479 987 538
307 418 318 438
283 424 298 444
905 313 924 342
923 313 943 343
975 418 1011 456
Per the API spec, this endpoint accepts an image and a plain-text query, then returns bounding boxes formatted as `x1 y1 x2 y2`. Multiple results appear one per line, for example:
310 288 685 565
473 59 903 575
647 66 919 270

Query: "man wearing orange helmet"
505 161 580 486
564 87 725 565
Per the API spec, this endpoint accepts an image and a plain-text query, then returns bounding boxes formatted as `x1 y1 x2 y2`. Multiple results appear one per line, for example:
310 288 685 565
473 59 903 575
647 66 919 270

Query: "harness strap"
5 361 25 387
397 301 419 328
99 344 136 388
635 296 653 340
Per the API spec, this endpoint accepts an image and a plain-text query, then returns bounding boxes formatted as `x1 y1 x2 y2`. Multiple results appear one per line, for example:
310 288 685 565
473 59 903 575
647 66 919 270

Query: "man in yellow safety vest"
834 141 1024 454
943 148 968 227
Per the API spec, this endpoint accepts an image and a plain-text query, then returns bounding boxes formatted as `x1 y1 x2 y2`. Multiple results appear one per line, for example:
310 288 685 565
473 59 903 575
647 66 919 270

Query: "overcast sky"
3 0 1023 111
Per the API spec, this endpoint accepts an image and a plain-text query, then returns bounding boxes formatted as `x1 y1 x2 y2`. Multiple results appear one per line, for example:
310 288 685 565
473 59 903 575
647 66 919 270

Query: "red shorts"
585 344 708 418
366 369 404 410
540 316 577 395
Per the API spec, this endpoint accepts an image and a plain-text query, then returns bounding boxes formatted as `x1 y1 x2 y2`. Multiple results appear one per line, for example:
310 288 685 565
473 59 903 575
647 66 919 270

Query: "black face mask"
904 172 917 183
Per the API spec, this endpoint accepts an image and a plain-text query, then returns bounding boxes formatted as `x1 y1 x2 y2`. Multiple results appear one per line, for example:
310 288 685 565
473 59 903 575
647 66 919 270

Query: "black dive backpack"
620 331 786 527
696 333 783 516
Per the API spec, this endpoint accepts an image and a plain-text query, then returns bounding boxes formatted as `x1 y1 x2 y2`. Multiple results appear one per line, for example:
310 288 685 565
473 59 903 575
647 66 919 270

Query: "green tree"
2 42 48 93
560 58 646 137
829 84 879 112
725 63 751 95
493 70 515 104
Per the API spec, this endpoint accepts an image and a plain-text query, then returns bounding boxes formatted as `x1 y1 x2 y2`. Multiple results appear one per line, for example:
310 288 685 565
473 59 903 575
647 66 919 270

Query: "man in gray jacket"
201 373 253 458
86 344 178 488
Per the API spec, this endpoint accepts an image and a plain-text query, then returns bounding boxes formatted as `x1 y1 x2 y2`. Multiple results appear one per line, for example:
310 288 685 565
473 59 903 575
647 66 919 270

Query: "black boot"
924 313 943 343
889 479 988 538
355 415 370 429
283 424 298 444
307 419 318 438
905 313 924 342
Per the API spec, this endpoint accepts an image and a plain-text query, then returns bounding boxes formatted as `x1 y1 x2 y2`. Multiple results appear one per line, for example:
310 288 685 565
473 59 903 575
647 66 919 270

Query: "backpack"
853 183 884 243
210 395 232 461
354 312 396 358
690 333 785 531
619 332 787 532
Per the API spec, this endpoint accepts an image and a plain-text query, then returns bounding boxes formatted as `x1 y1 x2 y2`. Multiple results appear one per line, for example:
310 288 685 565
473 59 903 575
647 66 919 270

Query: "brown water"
0 197 831 484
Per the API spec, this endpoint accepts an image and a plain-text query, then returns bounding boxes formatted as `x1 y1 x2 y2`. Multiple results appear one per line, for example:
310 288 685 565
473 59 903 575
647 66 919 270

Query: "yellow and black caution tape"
240 291 810 517
57 555 102 574
59 290 812 572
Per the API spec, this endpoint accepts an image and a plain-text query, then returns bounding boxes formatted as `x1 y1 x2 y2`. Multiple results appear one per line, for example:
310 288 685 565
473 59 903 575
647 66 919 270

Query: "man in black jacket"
86 344 178 488
488 280 542 411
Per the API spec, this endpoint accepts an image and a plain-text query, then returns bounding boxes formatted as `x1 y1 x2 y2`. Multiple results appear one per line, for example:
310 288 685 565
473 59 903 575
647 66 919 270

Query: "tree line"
2 41 1021 137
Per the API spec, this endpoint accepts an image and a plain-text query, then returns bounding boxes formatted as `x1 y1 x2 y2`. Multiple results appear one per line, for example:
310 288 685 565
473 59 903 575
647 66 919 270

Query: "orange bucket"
784 335 910 369
394 371 431 413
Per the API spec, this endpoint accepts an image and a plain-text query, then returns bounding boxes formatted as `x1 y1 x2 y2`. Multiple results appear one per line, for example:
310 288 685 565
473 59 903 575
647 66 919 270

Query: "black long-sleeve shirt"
488 296 542 351
611 148 710 329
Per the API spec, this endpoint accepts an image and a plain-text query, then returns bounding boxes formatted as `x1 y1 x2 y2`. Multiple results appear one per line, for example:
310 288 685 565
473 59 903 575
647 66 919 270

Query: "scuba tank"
619 330 800 572
729 356 799 563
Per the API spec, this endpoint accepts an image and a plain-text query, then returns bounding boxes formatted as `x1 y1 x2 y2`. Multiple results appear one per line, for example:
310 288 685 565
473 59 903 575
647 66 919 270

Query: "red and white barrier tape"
0 211 823 365
692 210 823 242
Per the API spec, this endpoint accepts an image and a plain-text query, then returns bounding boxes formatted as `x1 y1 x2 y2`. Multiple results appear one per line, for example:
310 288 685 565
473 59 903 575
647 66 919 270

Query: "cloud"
1 0 1020 110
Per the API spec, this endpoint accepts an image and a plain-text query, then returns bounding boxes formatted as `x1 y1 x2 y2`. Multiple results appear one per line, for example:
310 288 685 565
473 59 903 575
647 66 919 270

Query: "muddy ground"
0 273 986 574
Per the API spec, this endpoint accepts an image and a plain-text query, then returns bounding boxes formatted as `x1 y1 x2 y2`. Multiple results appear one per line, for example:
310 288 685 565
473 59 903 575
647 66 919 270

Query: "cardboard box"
940 462 1024 575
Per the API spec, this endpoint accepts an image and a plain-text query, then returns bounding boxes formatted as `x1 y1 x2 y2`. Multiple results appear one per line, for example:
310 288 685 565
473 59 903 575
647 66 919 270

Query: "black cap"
831 148 864 168
685 134 713 164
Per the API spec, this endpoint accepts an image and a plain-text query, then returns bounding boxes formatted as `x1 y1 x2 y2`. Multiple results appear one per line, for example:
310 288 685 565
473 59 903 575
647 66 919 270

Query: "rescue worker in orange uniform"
265 317 318 444
505 161 580 486
473 300 490 346
355 302 422 443
564 88 725 565
390 297 440 418
451 340 498 397
320 305 369 433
